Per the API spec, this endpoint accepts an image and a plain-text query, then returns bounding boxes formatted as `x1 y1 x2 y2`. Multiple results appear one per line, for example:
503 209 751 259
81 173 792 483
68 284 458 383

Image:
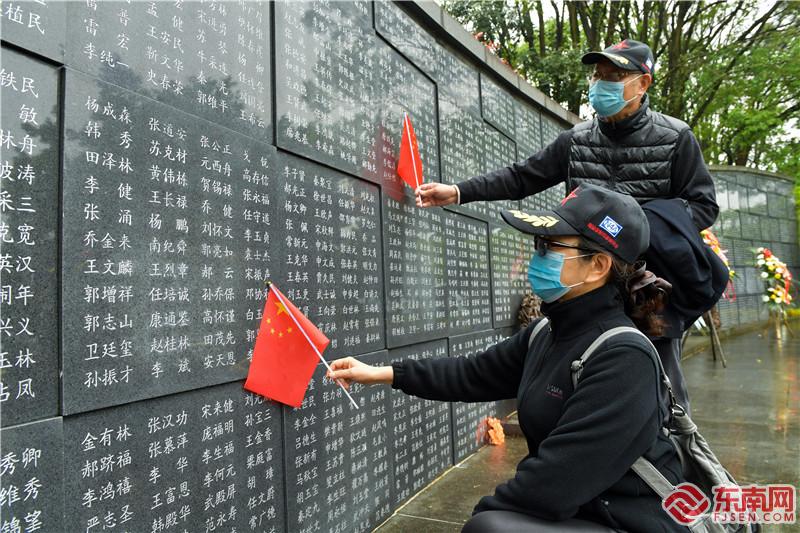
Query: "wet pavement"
374 325 799 532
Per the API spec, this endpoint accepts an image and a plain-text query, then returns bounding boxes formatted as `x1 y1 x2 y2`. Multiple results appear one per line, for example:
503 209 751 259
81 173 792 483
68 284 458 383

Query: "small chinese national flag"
397 112 423 190
244 283 330 407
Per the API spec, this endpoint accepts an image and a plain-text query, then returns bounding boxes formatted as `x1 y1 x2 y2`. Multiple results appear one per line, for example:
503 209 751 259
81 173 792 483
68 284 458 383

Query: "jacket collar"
540 283 626 339
597 93 651 139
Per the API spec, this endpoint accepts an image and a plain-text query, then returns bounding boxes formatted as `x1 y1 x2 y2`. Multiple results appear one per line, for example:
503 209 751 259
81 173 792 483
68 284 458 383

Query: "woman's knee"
462 510 621 533
462 511 508 533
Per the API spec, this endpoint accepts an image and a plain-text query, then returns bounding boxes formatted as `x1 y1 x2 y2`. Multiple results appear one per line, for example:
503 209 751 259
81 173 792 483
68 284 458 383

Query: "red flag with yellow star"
244 283 330 407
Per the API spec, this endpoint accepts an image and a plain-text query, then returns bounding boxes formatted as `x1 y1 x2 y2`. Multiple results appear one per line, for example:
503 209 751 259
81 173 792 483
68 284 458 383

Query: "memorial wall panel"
520 183 566 215
483 123 520 223
439 99 489 221
444 211 492 335
275 153 385 359
64 0 271 140
0 47 61 426
0 417 64 532
448 328 516 463
540 113 564 146
374 0 438 80
275 1 438 188
389 340 452 506
382 192 448 347
63 381 285 533
432 43 481 117
62 71 279 414
480 74 516 139
284 351 392 533
373 38 440 186
0 0 65 61
490 223 533 328
515 100 542 160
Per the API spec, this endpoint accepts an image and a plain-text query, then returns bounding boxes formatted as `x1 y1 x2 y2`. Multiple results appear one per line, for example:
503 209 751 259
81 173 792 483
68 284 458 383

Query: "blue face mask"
588 75 643 118
528 250 591 303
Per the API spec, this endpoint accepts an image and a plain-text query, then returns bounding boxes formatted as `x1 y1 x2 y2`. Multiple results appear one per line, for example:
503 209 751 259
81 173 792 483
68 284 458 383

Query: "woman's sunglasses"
534 237 596 257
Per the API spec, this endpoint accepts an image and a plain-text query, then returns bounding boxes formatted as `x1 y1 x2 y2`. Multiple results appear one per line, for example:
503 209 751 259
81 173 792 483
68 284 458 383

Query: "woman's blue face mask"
588 74 643 118
528 250 593 303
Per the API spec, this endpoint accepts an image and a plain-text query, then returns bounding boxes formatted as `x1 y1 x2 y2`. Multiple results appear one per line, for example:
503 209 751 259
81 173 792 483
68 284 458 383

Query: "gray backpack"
528 319 756 533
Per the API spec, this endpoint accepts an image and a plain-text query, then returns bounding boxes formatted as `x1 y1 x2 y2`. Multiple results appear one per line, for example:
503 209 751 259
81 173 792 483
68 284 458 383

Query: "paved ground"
374 324 799 532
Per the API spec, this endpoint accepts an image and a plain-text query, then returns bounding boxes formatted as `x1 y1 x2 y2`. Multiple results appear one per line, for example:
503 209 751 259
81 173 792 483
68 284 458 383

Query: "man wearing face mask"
415 39 718 413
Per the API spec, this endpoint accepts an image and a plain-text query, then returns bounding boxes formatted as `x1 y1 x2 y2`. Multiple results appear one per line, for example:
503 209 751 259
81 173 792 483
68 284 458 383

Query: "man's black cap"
500 184 650 264
581 39 655 79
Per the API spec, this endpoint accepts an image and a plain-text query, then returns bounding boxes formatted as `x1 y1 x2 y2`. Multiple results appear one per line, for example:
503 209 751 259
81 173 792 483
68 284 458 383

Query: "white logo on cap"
599 216 623 237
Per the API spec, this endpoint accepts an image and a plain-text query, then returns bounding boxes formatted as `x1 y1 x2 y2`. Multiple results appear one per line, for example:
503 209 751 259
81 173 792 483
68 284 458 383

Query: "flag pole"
403 112 420 189
267 282 360 409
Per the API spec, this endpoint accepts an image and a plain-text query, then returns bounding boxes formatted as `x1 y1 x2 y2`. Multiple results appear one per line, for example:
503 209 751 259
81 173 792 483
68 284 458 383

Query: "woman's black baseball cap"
500 184 650 264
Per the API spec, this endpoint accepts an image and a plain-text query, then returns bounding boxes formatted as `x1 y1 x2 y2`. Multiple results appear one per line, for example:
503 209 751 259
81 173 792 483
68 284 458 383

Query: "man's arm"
671 129 719 230
455 130 571 204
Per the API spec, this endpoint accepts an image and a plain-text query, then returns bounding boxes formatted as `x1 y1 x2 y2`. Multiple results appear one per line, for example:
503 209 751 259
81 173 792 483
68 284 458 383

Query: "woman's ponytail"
578 238 670 337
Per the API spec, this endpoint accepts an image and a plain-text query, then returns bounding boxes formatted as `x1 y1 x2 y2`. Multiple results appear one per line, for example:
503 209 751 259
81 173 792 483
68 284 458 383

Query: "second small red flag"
397 112 423 191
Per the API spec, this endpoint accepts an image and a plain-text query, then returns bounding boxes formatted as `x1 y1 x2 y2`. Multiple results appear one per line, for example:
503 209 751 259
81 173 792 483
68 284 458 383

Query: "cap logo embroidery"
599 216 623 237
510 210 559 228
604 52 629 65
560 190 578 206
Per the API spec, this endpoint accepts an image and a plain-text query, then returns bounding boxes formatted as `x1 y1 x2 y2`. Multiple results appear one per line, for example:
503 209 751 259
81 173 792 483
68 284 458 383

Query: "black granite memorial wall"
2 1 684 532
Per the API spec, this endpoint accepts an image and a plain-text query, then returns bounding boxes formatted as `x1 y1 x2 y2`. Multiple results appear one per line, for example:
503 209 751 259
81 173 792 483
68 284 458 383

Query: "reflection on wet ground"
684 325 799 532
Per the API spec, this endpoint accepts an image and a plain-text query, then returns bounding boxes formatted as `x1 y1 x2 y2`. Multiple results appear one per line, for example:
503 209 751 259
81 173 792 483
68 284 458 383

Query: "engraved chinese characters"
0 0 66 61
277 154 385 359
449 329 515 463
62 72 279 414
284 351 392 533
382 193 448 347
0 48 60 426
482 124 519 223
490 224 534 328
444 212 492 335
389 341 452 506
275 1 438 188
480 75 516 140
0 417 64 532
63 382 284 533
65 0 270 139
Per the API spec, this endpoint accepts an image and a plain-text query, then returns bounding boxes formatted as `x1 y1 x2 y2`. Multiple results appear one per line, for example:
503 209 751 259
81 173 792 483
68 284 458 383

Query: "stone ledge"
401 0 582 128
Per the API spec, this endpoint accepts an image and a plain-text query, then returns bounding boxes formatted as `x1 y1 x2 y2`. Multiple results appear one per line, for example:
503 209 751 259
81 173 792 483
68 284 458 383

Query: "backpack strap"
570 327 678 414
571 327 688 505
527 318 550 349
630 457 676 499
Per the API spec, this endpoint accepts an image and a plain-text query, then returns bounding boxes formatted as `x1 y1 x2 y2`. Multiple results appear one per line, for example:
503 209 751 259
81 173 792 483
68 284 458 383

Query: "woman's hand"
326 357 393 390
415 183 458 207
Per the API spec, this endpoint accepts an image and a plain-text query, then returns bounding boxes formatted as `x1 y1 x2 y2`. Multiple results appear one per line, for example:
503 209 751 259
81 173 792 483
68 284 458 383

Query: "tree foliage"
443 0 800 179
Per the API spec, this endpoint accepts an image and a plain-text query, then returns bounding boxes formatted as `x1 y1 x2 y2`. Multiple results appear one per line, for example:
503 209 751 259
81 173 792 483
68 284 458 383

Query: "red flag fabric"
244 283 330 407
397 113 423 190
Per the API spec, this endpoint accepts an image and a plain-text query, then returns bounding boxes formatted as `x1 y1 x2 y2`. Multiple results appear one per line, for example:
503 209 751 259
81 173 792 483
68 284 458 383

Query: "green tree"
443 0 800 179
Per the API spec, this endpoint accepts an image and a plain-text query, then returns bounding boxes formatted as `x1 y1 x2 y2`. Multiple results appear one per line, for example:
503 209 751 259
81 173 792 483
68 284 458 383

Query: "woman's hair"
577 237 669 337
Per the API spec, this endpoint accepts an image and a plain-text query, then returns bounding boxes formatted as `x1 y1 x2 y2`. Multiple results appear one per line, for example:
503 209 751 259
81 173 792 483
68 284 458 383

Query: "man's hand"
326 357 393 390
415 183 458 208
